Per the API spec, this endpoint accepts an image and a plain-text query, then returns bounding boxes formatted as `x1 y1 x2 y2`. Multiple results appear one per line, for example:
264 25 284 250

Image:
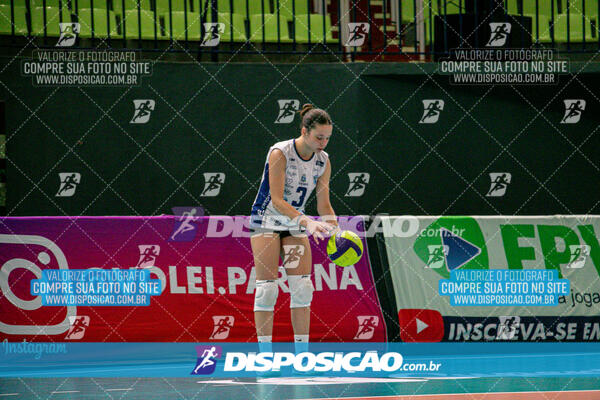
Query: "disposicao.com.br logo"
226 351 405 373
191 343 442 377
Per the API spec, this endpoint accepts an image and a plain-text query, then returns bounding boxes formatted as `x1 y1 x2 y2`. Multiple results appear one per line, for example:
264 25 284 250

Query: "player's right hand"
299 216 334 244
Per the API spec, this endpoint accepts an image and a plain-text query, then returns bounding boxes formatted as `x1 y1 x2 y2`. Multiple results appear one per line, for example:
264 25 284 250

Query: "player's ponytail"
298 103 332 132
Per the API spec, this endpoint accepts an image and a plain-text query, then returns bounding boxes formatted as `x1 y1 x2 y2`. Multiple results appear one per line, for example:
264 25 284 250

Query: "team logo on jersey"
56 23 79 47
65 316 90 340
56 173 81 197
282 245 305 269
275 100 300 124
345 173 370 197
130 100 155 124
561 100 586 124
209 316 234 340
426 245 449 269
201 23 225 47
346 23 370 46
136 245 160 268
192 345 222 375
354 316 379 340
497 316 520 340
486 23 511 47
486 172 511 197
170 206 203 242
420 100 444 124
566 245 591 269
201 173 225 196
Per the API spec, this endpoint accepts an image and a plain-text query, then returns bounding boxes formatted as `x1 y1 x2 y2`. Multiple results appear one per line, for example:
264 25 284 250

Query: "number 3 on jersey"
291 187 307 207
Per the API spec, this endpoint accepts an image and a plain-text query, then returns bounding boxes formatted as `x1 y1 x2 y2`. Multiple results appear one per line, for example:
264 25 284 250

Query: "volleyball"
327 230 364 267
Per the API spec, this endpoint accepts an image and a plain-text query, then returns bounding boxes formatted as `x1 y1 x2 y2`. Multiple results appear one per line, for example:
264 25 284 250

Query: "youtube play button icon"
398 309 444 342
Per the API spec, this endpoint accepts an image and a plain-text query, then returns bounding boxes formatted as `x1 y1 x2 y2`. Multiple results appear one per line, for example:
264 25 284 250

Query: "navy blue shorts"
249 227 306 238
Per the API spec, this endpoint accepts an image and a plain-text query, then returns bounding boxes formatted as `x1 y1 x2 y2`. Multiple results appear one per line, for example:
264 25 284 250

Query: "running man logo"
426 245 449 269
56 173 81 197
130 99 155 124
170 206 204 242
65 316 90 340
191 345 222 375
354 316 379 340
346 23 370 46
561 99 586 124
419 100 445 124
496 316 520 340
486 172 511 197
282 245 305 269
275 99 300 124
201 173 225 197
486 22 511 47
567 245 591 269
209 316 235 340
56 23 79 47
201 23 225 47
345 173 370 197
136 245 160 268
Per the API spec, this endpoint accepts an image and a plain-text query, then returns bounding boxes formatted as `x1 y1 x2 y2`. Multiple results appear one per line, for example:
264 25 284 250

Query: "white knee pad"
254 280 279 312
288 274 314 308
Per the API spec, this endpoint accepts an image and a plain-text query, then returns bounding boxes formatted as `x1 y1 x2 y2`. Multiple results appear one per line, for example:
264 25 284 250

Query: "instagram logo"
0 235 76 335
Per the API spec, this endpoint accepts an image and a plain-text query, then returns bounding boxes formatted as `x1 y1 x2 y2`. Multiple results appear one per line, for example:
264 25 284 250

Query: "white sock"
294 334 309 354
257 335 272 354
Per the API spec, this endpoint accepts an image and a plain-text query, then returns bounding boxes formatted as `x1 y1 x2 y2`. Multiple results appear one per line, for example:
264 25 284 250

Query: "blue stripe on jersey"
250 162 271 224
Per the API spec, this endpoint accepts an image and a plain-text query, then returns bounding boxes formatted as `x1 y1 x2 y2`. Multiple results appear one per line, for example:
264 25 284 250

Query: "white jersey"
251 139 329 230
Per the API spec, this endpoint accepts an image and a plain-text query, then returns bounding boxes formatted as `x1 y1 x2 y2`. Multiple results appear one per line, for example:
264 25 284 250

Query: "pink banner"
0 216 386 342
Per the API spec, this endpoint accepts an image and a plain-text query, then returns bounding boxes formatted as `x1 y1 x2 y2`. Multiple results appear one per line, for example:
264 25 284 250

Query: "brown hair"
298 103 332 131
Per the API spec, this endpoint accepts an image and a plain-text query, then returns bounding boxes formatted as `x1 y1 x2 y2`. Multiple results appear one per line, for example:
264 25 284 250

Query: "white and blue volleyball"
326 230 363 267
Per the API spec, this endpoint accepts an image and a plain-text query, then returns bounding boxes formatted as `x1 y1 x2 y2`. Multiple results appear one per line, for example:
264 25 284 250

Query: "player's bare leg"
251 233 280 344
282 234 313 352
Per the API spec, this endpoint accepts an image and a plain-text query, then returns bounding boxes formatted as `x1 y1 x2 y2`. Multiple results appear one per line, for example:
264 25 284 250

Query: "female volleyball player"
249 104 338 354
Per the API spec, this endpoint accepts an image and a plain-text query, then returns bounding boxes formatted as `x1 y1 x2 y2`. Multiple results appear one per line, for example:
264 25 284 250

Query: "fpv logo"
65 316 90 340
346 23 370 46
345 173 370 197
561 100 586 124
420 100 444 124
275 99 300 124
282 245 305 269
136 245 160 268
567 245 590 269
486 22 511 47
201 23 225 46
56 23 79 47
130 99 155 124
56 173 81 197
209 316 234 340
496 316 520 340
426 245 449 269
201 173 225 197
486 172 511 197
354 315 379 340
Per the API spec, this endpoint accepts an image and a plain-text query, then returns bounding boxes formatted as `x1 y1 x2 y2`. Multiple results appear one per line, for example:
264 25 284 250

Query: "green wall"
2 59 599 216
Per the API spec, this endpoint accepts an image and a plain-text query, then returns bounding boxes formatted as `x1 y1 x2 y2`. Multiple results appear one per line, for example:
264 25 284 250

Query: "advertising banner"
0 216 385 342
383 216 600 342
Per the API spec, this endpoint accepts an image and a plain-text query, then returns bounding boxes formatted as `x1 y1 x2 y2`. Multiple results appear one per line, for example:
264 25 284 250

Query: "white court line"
294 389 600 400
50 391 80 394
197 378 428 386
105 388 134 392
0 394 19 397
